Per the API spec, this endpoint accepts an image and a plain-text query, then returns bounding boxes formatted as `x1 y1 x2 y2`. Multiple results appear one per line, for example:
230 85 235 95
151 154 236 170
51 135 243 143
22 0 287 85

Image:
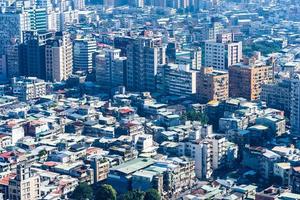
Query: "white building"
46 32 73 82
205 33 242 70
11 77 46 101
158 63 198 97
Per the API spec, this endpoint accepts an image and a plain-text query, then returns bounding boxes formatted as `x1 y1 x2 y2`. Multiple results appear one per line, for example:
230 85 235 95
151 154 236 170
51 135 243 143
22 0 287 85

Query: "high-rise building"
95 48 127 90
0 11 29 55
291 74 300 135
45 32 73 82
73 0 85 10
8 163 41 200
73 37 97 72
229 55 273 101
261 80 291 116
204 33 242 70
114 36 166 92
193 22 223 42
175 47 202 70
197 67 229 103
26 8 48 32
158 63 198 98
19 31 53 79
5 39 21 78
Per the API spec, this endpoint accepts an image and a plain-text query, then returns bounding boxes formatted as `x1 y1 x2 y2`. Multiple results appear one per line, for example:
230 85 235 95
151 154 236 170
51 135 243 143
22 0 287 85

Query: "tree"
95 184 117 200
144 189 161 200
119 190 144 200
71 182 93 200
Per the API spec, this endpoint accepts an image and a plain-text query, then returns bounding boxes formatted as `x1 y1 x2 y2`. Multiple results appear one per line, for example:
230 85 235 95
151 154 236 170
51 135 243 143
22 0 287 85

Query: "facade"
229 57 273 101
95 48 127 90
8 163 40 200
45 31 73 82
11 76 46 101
291 74 300 135
197 67 229 103
204 33 242 70
73 37 97 72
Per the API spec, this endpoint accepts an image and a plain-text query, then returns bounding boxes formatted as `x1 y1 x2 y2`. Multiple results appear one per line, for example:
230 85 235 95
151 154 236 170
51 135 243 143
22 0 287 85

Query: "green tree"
119 190 144 200
95 184 117 200
71 182 93 200
144 189 161 200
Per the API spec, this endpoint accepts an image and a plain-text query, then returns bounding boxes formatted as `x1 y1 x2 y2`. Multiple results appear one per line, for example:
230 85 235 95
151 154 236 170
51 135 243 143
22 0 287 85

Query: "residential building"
204 33 242 70
8 163 40 200
0 11 29 55
90 156 110 183
229 55 273 101
291 74 300 135
11 76 46 101
197 67 229 103
158 63 198 98
261 80 291 116
114 36 166 92
45 31 73 82
95 48 127 90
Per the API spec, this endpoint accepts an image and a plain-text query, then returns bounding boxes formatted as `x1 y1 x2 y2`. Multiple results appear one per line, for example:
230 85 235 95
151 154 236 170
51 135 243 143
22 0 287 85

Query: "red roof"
43 161 59 167
0 173 16 186
119 108 133 114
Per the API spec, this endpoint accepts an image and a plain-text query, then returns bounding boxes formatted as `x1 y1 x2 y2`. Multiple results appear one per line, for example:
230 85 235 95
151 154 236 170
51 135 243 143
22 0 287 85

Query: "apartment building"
45 31 73 82
158 63 198 97
8 163 40 200
229 55 273 101
204 33 242 70
197 67 229 103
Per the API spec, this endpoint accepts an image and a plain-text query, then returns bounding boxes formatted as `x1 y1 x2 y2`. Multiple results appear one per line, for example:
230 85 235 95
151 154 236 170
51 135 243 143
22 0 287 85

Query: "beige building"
229 55 273 101
9 163 40 200
197 67 229 103
90 156 110 183
45 31 73 82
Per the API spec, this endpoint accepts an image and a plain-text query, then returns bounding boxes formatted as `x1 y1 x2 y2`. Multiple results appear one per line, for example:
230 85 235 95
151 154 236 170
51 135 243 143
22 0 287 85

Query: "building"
197 67 229 103
261 80 291 116
73 37 97 72
11 76 46 101
8 163 41 200
114 36 166 92
175 48 202 70
0 11 29 55
291 74 300 135
229 55 273 101
5 39 20 78
158 63 198 98
90 156 110 183
95 48 127 90
26 8 48 32
204 33 242 70
45 31 73 82
19 31 53 79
